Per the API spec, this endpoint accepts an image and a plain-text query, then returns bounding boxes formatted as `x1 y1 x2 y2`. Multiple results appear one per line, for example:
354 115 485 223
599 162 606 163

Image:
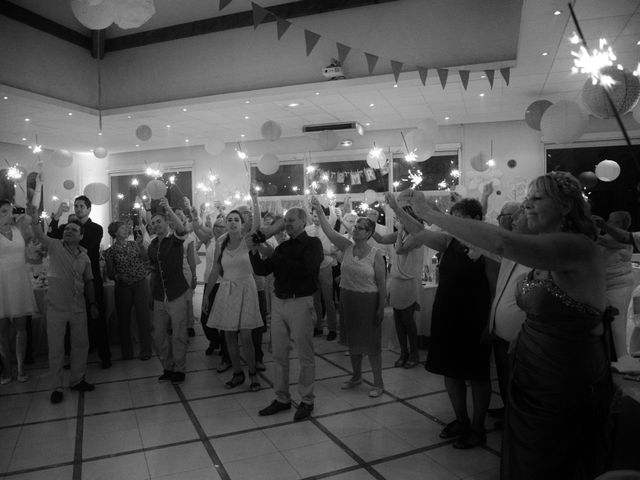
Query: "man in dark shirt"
147 198 190 384
249 207 323 421
49 195 112 369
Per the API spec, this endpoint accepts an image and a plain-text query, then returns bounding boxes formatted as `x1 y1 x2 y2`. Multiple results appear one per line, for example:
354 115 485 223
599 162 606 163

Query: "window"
250 164 305 196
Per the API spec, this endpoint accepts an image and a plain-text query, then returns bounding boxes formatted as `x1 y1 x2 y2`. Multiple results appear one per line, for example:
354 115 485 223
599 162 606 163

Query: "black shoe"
255 361 266 372
158 370 174 382
259 400 291 416
225 371 245 389
50 390 63 404
187 328 196 338
171 371 186 384
63 364 70 370
101 360 112 369
313 328 323 337
140 354 151 361
294 402 314 421
487 407 505 419
326 331 337 341
70 380 95 392
439 420 470 439
205 344 215 356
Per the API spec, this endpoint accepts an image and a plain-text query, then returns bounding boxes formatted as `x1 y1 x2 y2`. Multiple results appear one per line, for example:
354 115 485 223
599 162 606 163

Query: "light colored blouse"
340 244 378 293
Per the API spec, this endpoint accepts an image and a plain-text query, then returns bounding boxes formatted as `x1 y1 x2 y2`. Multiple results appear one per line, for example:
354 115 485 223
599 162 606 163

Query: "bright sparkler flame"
437 180 448 190
571 38 617 86
405 151 417 162
6 166 22 180
450 169 461 178
408 170 423 189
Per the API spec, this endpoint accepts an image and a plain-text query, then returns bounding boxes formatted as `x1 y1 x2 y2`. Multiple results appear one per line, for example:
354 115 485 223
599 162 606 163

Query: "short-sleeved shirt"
104 241 148 284
46 240 93 313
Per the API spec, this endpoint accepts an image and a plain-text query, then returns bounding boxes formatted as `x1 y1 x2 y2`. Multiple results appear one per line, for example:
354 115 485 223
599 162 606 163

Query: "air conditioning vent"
302 122 364 135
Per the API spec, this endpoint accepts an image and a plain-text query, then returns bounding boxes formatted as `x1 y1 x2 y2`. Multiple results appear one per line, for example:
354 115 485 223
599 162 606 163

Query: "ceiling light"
240 134 245 138
340 140 353 147
393 84 398 88
127 115 132 119
2 96 7 100
25 118 30 122
369 103 375 107
445 116 450 120
479 93 485 97
166 124 171 128
315 92 320 95
288 102 299 107
570 32 581 44
135 144 140 147
244 115 249 120
365 122 371 126
185 139 189 143
542 52 548 56
480 74 486 78
68 112 73 116
244 100 250 104
553 10 561 15
182 108 188 112
98 132 102 136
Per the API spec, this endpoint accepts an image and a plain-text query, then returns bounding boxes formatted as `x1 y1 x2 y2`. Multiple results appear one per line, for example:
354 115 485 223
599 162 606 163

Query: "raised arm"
310 197 352 251
394 226 423 255
250 190 260 234
372 231 398 245
593 216 631 244
160 198 185 236
27 205 52 247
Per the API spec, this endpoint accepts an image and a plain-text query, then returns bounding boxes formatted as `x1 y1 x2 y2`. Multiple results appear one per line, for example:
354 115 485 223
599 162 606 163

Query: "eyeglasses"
353 226 369 231
496 213 513 220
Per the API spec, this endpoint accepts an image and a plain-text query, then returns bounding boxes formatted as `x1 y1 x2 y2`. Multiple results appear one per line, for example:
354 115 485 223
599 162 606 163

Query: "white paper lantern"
363 189 377 204
93 147 108 159
83 182 110 205
136 124 152 141
416 118 439 138
540 100 588 144
318 131 339 151
595 159 621 182
113 0 155 30
71 0 115 30
146 179 167 200
204 139 225 156
260 121 282 141
50 149 74 168
366 149 387 169
405 128 435 161
258 153 280 175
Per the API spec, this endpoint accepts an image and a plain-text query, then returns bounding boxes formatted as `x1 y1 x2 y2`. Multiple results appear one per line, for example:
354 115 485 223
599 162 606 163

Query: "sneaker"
158 370 174 382
255 361 266 372
259 400 292 416
294 402 314 421
403 360 419 369
17 374 29 383
341 378 362 389
70 380 95 392
50 390 63 404
171 372 186 384
326 331 337 341
313 328 323 337
368 387 384 398
0 377 11 385
187 328 196 338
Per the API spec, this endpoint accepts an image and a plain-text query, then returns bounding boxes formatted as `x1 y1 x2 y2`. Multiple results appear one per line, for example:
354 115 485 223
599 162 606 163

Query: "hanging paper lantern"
363 189 377 203
581 66 640 119
113 0 156 29
578 171 598 189
50 149 74 168
260 121 283 141
204 139 225 155
405 128 435 161
366 149 387 169
470 152 489 172
595 159 621 182
416 118 439 138
540 100 588 144
93 147 108 159
524 100 552 131
70 0 115 30
63 179 75 190
318 131 339 151
136 124 152 141
83 182 110 205
257 153 280 175
146 179 167 200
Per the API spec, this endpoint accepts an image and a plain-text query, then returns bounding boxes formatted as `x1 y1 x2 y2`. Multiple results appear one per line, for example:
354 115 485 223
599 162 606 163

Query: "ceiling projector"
323 60 345 80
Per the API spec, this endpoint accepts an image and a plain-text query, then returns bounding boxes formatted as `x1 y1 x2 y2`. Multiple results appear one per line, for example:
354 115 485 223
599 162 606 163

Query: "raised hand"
310 196 321 210
384 192 400 211
482 182 494 198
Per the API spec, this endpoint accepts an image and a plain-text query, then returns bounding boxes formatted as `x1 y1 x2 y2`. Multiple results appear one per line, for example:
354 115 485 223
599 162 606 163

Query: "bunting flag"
485 70 495 89
276 17 291 39
337 42 351 64
437 68 449 89
304 30 321 56
252 2 270 29
458 70 470 90
365 53 379 75
417 66 429 86
219 0 232 10
500 67 511 85
390 60 403 84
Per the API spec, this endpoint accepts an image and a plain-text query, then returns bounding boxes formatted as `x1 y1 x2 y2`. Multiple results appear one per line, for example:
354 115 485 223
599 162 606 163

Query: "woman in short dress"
203 210 262 391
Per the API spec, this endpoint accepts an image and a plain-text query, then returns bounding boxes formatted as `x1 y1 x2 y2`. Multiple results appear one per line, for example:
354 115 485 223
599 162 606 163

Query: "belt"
276 292 310 299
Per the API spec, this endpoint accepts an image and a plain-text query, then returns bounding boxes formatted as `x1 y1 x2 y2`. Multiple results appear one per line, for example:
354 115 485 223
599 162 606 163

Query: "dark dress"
425 238 492 380
502 270 612 480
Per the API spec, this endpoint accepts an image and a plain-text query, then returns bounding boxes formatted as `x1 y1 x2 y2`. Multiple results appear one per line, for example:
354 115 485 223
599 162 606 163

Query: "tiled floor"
0 288 502 480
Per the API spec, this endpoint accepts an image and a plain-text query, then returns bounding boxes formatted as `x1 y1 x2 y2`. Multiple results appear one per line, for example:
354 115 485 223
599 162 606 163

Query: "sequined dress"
502 269 612 480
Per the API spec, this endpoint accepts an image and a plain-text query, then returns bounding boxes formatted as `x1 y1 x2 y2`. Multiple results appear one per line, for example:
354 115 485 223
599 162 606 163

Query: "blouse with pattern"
104 241 148 284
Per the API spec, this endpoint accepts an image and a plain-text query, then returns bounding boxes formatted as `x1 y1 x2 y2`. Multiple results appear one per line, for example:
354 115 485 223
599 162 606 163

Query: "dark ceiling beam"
105 0 398 53
0 0 91 51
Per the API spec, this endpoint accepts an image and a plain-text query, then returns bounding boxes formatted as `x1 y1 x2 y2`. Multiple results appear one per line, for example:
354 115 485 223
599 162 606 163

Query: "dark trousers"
493 336 510 405
88 280 111 363
200 284 229 363
252 290 267 363
393 303 419 362
114 278 153 358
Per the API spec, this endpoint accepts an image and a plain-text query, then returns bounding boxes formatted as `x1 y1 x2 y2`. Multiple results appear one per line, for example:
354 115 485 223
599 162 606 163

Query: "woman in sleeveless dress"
203 210 262 391
390 172 612 479
310 197 387 397
0 200 38 384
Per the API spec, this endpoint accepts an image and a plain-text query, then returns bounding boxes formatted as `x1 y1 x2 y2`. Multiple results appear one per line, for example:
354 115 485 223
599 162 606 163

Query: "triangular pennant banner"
417 66 429 86
337 42 351 64
500 67 511 85
485 70 495 89
219 0 232 10
458 70 470 90
304 30 321 56
252 2 270 29
390 60 403 84
276 17 291 40
437 68 449 89
365 53 378 75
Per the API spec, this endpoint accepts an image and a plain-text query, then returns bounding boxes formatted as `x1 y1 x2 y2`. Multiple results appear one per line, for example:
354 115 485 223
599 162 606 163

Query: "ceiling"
1 0 639 155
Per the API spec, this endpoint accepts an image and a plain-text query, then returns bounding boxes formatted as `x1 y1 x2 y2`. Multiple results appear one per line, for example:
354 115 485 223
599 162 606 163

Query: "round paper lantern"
83 182 110 205
257 153 280 175
204 139 225 156
595 159 621 182
70 0 115 30
540 100 588 144
416 118 439 138
146 179 167 200
93 147 108 159
50 149 74 168
470 153 489 172
136 125 152 141
405 128 435 161
366 149 387 169
578 171 598 189
260 121 282 141
524 100 552 130
363 189 377 203
113 0 155 29
318 131 338 151
63 180 75 190
581 66 640 119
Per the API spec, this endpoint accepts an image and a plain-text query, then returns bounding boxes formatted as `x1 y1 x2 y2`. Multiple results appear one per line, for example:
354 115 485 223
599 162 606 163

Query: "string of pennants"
218 0 511 89
308 166 388 186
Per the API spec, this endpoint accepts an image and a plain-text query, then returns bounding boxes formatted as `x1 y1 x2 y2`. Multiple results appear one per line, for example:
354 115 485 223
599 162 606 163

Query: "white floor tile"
224 451 300 480
282 440 357 477
83 452 149 480
145 443 212 478
374 452 459 480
